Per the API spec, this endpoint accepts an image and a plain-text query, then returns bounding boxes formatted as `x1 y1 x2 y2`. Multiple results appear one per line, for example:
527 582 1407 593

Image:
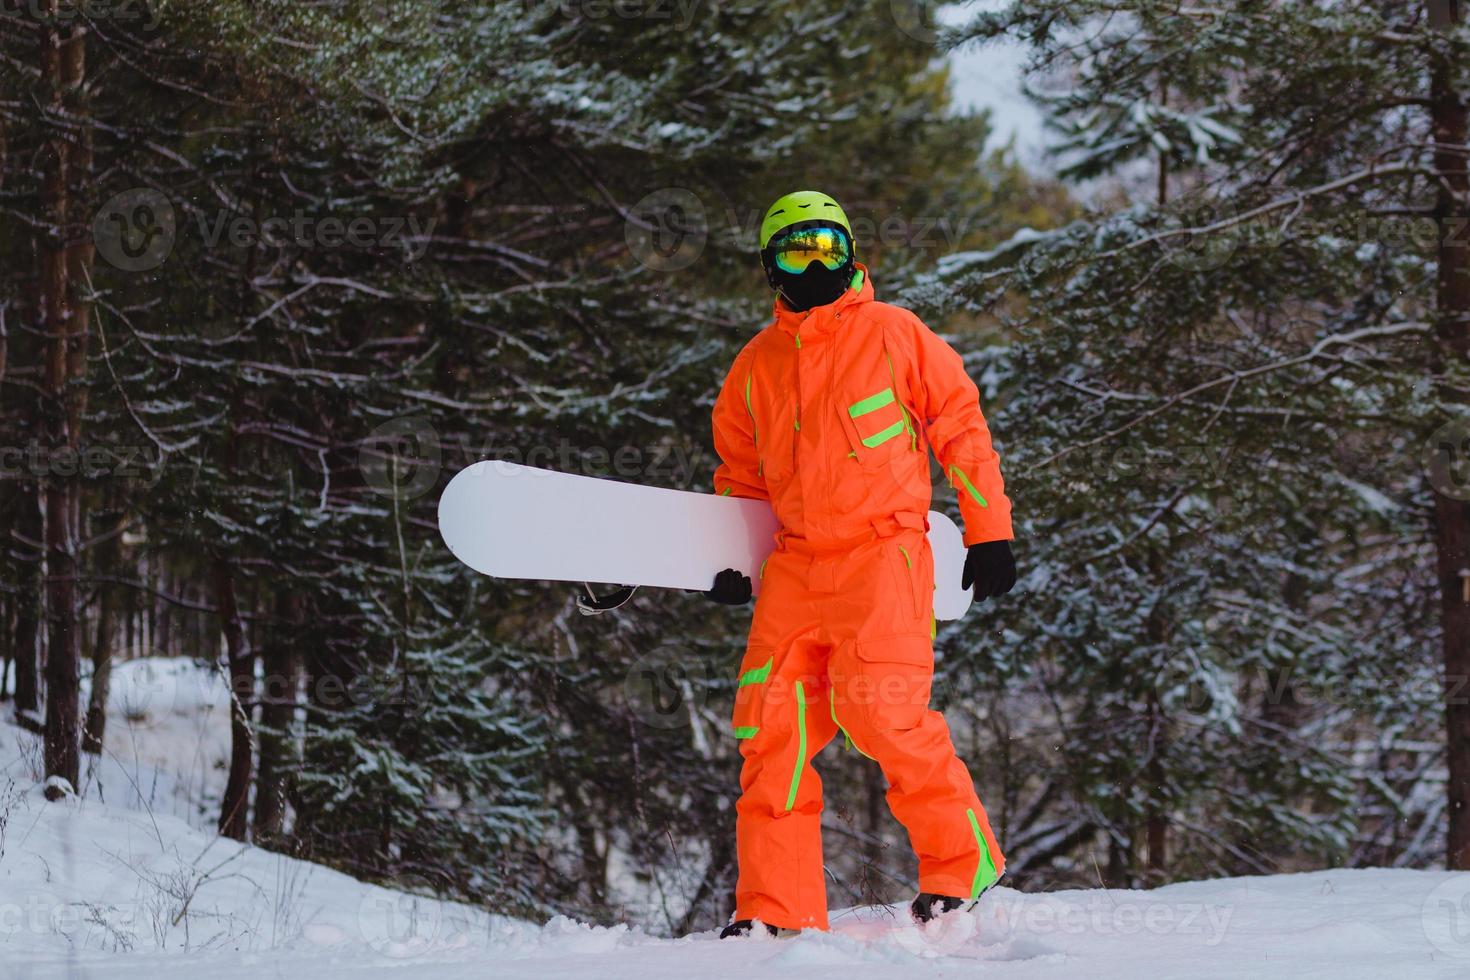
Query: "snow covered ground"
4 659 1470 978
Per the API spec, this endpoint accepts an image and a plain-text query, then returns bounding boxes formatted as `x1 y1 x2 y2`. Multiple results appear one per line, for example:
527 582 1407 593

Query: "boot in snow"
911 893 968 923
719 919 780 939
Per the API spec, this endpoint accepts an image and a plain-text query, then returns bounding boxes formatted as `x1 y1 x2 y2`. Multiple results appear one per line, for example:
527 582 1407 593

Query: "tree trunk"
159 570 173 657
40 7 84 799
255 590 301 842
1143 593 1169 880
83 505 125 754
1 596 9 700
216 557 254 840
1429 0 1470 871
0 73 6 389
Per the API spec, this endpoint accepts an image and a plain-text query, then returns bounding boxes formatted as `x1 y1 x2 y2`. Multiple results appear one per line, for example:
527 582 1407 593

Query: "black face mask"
772 261 849 313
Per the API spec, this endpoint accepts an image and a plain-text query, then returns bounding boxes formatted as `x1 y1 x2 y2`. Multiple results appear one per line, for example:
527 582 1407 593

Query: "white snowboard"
438 461 973 620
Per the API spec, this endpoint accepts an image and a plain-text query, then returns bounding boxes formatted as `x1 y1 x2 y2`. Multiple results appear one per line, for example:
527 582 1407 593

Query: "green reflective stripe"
862 420 905 448
720 486 732 496
795 334 802 349
949 464 989 508
898 544 911 568
848 387 895 418
785 681 808 812
733 726 760 738
738 656 773 687
744 372 759 446
830 688 876 761
967 808 999 898
759 557 768 579
794 415 800 431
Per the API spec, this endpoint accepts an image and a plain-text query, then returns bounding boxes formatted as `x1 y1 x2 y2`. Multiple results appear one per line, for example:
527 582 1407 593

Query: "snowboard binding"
575 583 638 615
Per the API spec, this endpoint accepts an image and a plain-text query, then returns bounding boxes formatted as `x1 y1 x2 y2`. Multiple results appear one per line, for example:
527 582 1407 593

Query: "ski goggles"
766 224 853 274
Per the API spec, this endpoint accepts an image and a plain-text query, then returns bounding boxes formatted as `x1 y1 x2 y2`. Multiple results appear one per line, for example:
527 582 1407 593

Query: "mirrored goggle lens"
770 226 850 274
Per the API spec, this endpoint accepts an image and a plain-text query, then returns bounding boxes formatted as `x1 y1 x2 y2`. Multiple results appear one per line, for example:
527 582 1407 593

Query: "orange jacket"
713 264 1012 550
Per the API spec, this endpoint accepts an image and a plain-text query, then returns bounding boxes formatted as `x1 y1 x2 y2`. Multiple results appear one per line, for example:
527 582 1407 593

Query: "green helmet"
759 190 852 249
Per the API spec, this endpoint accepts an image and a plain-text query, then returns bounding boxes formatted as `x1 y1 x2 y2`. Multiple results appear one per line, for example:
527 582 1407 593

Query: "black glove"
704 567 753 606
961 540 1017 601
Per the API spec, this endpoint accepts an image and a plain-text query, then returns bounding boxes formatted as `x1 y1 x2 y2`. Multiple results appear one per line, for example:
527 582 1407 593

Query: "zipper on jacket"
792 331 800 472
744 369 763 477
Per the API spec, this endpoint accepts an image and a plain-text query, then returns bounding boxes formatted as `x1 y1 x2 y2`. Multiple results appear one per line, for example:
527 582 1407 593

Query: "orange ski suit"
711 264 1012 932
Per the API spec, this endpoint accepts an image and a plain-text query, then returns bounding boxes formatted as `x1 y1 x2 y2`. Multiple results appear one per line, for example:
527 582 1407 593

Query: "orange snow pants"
730 516 1004 931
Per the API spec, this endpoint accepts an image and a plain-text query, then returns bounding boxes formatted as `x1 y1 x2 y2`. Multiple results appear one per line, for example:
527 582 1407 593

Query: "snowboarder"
707 191 1016 938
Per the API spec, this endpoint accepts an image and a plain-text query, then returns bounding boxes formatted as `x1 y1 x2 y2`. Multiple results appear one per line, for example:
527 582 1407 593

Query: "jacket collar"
772 263 873 338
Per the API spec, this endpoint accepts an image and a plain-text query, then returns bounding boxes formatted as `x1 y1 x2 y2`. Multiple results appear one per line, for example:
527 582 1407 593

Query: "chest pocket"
837 349 917 470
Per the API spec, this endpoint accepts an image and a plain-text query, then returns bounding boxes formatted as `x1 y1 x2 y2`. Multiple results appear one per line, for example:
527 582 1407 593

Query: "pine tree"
923 0 1463 881
2 0 1064 927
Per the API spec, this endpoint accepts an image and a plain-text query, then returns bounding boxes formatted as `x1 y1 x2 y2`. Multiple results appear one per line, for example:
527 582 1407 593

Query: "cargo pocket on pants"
851 635 933 732
731 646 774 739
